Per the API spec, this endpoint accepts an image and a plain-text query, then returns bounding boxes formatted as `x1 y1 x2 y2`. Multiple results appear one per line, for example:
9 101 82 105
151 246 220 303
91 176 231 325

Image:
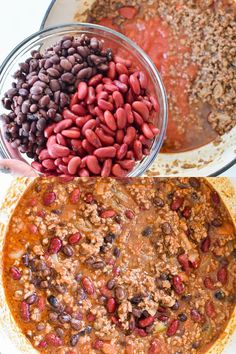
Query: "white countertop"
0 0 235 176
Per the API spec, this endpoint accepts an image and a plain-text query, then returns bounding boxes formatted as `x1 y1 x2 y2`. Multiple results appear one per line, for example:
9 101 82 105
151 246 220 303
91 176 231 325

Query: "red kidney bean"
139 316 155 328
48 144 70 158
139 135 152 148
149 340 161 354
205 301 216 319
75 115 91 128
79 168 90 177
118 160 135 171
100 209 116 218
129 74 141 95
190 309 205 323
95 85 104 96
86 86 96 105
38 341 47 348
43 192 56 205
77 82 88 100
114 55 132 67
124 126 136 145
47 135 57 149
61 129 80 139
54 119 73 134
86 155 101 174
150 96 159 112
100 124 116 137
89 74 103 86
119 74 129 84
10 266 21 280
39 149 51 161
104 84 118 93
85 129 102 148
71 104 86 116
142 99 153 111
170 197 184 211
45 333 63 347
93 339 104 350
117 144 128 160
116 63 128 75
81 277 94 295
217 266 228 285
81 119 97 136
63 109 78 121
133 111 144 126
204 276 215 290
201 236 211 253
48 237 62 254
71 140 85 156
42 159 56 171
116 130 124 144
44 123 56 138
69 92 78 109
94 147 116 159
20 301 30 322
167 319 179 337
211 191 220 205
138 71 148 89
69 188 81 204
182 206 191 219
173 275 184 294
125 209 135 219
68 157 81 175
82 139 95 154
124 103 134 124
132 101 149 121
135 328 148 337
107 61 116 80
62 156 72 164
113 80 128 93
113 91 124 108
58 164 69 175
88 104 97 115
177 254 190 274
116 108 127 129
142 123 154 139
101 159 112 177
98 99 113 111
107 298 116 313
95 128 114 146
97 91 109 101
112 164 127 177
54 158 63 167
104 110 117 131
103 78 112 84
56 133 67 146
31 162 44 173
133 140 143 160
68 232 81 245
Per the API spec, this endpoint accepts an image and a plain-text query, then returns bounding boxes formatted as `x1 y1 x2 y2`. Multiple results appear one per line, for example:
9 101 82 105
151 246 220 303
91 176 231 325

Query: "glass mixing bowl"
0 23 168 177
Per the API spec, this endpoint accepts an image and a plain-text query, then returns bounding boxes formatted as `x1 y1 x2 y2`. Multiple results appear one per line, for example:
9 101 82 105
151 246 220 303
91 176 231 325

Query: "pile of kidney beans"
1 34 160 176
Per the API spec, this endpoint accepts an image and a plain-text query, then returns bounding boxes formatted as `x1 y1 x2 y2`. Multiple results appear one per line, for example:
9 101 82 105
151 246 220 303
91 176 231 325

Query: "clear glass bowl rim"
0 22 168 177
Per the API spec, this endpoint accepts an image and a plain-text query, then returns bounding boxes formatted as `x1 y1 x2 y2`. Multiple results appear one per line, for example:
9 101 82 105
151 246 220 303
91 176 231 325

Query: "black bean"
214 291 225 300
104 232 116 243
178 313 187 322
71 319 82 330
211 218 223 227
61 72 75 83
130 295 143 305
161 222 172 235
189 177 200 189
55 327 64 337
22 253 29 267
77 67 93 80
58 313 71 323
60 59 72 71
47 295 60 308
70 333 80 347
92 261 105 269
142 226 152 237
25 293 38 305
107 279 116 290
153 197 164 207
115 286 126 301
171 301 179 310
192 341 201 349
113 247 121 258
47 68 60 78
62 245 74 257
36 118 47 131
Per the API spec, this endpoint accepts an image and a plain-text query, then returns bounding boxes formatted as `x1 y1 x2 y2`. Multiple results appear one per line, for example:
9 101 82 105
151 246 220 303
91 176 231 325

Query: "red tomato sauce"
99 11 217 153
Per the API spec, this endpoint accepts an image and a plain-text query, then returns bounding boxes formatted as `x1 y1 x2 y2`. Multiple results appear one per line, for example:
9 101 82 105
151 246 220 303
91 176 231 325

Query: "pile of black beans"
1 34 112 159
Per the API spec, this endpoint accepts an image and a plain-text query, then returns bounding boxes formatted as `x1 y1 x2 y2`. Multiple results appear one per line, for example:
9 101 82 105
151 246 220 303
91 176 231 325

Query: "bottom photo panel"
0 177 235 354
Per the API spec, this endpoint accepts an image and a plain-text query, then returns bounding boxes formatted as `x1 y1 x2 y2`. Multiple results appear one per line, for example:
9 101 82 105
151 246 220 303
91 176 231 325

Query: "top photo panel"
0 0 235 177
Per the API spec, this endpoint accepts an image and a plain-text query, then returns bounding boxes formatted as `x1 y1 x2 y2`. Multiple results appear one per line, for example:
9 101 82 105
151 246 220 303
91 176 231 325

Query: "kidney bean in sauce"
2 178 236 354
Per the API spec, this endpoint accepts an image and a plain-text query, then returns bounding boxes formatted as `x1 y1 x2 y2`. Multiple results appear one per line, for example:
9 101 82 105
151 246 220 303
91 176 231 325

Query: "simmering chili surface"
2 177 236 353
83 0 236 153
